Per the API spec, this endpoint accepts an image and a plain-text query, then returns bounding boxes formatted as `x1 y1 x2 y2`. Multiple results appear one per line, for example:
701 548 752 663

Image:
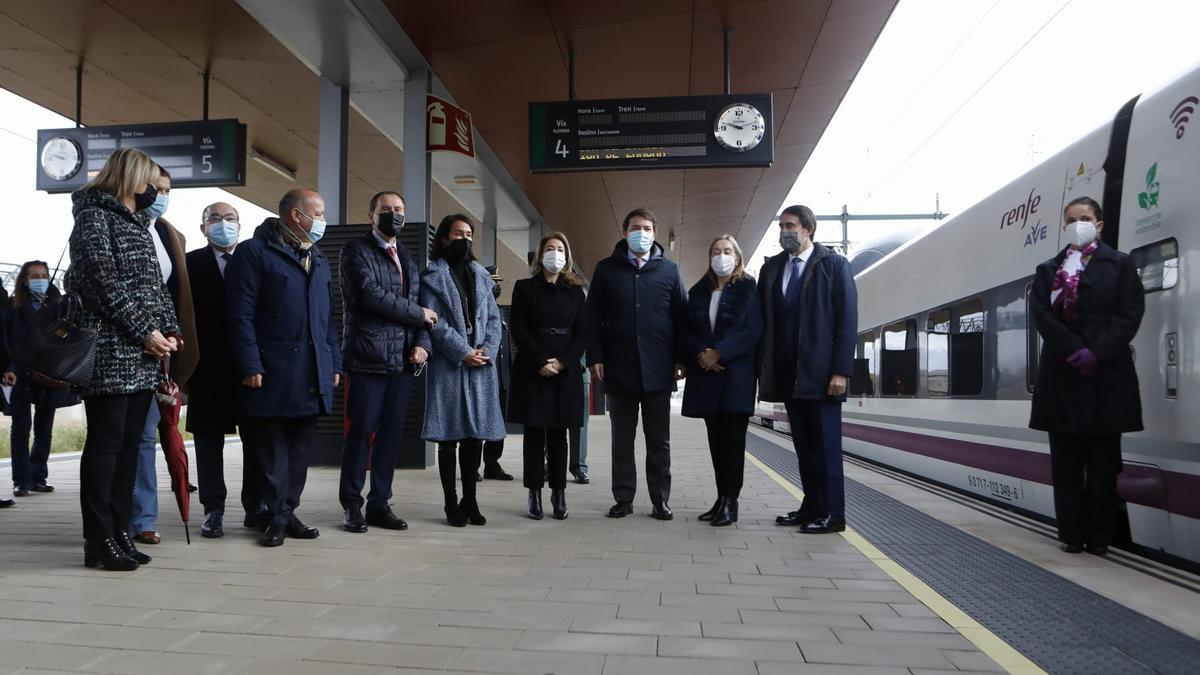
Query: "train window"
881 319 918 396
926 310 951 397
1131 238 1178 292
951 298 984 396
850 331 877 396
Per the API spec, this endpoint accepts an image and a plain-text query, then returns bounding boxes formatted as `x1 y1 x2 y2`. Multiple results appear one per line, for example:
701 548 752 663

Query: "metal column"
403 70 432 225
318 77 349 225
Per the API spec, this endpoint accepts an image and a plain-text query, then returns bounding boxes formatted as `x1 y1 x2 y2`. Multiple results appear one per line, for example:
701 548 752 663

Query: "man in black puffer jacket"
338 191 435 533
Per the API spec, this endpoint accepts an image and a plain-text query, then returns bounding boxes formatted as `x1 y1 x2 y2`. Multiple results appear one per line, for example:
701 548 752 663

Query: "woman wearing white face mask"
1029 196 1145 556
507 232 589 520
680 235 763 526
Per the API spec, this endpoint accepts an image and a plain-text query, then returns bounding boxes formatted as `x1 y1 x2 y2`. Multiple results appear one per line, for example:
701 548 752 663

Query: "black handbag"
17 293 97 391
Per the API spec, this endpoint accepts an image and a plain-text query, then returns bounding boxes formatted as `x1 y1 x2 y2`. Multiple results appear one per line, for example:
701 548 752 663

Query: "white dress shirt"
212 245 236 278
781 244 813 290
148 222 172 283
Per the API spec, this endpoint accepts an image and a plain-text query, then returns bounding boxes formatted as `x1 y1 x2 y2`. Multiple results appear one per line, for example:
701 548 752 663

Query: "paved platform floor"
0 413 1009 674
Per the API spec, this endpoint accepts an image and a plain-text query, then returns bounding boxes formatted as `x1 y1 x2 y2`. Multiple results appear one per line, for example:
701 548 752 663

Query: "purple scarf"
1050 241 1098 318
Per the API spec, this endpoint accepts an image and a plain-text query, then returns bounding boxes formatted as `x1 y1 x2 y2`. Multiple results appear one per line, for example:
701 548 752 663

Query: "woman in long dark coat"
681 234 762 526
508 232 588 520
1030 196 1144 556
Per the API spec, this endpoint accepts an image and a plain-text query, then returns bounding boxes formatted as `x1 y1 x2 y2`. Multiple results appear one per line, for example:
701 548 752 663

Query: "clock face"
41 137 82 181
714 103 765 152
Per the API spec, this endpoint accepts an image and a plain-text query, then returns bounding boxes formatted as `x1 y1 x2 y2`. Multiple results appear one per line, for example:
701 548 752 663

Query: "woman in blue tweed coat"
419 214 504 527
66 148 179 571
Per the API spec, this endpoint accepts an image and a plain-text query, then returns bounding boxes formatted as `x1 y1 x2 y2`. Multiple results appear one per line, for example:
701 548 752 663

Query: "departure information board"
36 118 247 193
530 93 773 173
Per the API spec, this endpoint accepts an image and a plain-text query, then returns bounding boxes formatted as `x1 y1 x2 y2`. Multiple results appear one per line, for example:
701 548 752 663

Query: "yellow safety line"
746 452 1046 675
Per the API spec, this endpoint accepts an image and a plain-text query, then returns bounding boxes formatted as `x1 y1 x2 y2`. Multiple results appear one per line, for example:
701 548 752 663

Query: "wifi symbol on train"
1170 96 1198 139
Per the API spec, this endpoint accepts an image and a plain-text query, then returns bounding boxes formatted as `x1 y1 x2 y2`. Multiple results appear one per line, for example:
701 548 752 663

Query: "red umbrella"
155 360 191 544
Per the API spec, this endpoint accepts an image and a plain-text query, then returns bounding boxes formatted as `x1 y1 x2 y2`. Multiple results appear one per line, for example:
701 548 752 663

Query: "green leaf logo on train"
1138 162 1160 210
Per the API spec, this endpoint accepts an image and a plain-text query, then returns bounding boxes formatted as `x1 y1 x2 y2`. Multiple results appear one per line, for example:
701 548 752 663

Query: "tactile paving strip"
747 432 1200 675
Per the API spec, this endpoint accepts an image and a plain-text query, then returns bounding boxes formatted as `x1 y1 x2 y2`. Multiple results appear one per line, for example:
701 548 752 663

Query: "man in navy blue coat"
587 208 688 520
337 191 434 534
226 188 342 547
757 204 858 534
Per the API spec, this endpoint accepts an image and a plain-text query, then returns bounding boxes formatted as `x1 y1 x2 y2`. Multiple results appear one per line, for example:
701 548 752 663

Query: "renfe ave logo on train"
998 188 1046 247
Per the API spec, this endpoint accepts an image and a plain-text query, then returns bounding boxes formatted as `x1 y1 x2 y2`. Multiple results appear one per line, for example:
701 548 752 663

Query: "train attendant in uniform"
1030 196 1144 556
758 204 857 534
681 235 762 526
508 232 588 521
419 214 505 527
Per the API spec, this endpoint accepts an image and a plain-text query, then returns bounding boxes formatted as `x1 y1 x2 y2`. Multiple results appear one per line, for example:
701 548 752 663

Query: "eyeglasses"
205 215 240 224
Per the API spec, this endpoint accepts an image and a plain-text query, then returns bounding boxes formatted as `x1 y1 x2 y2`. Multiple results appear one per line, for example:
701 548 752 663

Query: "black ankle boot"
444 497 467 527
527 490 544 520
114 531 152 564
551 490 568 520
84 538 139 571
460 496 486 526
712 497 737 527
698 496 722 522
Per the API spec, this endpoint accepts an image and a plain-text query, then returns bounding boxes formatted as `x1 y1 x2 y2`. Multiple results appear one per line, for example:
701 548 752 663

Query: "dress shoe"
1060 543 1084 554
712 498 738 527
698 496 723 522
1085 544 1109 556
200 512 225 539
188 483 197 493
0 498 13 508
799 516 845 534
259 523 286 547
651 502 674 521
607 502 633 518
366 506 408 531
29 483 54 493
483 465 514 481
84 538 139 571
775 509 814 527
573 471 590 485
551 490 568 520
12 486 28 497
134 530 161 545
527 489 544 520
342 507 369 533
114 531 152 564
460 497 486 526
245 506 269 531
285 517 320 539
444 501 468 527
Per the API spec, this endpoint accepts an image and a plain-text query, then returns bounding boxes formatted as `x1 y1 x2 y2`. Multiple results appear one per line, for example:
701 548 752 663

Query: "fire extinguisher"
427 101 446 148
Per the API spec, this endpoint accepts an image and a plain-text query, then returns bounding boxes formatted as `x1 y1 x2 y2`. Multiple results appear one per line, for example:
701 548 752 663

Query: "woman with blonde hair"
67 147 180 570
508 232 588 520
681 234 762 526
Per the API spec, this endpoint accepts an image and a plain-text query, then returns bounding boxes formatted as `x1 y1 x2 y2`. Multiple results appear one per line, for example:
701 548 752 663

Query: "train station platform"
1 412 1199 675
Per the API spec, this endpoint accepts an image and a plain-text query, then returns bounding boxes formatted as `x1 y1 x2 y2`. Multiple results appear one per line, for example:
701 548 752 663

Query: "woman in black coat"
508 232 588 520
681 235 762 526
1030 196 1144 556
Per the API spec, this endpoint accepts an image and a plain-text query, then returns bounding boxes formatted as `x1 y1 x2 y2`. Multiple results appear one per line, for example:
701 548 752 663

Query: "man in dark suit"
586 207 688 520
480 266 513 481
186 202 264 538
758 204 857 534
337 191 433 533
226 189 342 547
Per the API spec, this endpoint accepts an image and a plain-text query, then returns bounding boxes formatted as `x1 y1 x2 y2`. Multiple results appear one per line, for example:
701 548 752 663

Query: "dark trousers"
339 371 413 513
569 379 590 475
784 399 845 519
9 383 55 489
252 416 317 527
193 420 261 516
703 413 749 500
524 427 568 491
438 439 482 504
1049 433 1122 547
79 391 153 541
607 391 672 505
482 389 507 470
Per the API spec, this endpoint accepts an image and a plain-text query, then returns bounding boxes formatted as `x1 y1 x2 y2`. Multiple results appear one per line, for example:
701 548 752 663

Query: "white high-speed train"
756 61 1200 567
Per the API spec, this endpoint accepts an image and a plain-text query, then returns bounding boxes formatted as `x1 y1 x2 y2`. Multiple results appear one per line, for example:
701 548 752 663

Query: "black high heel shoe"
460 496 487 526
114 531 152 564
551 490 568 520
698 496 723 522
712 498 737 527
445 499 467 527
527 489 544 520
84 538 139 571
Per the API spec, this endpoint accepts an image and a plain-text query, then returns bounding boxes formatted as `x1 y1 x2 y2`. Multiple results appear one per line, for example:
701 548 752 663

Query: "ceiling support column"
318 76 349 225
403 69 432 226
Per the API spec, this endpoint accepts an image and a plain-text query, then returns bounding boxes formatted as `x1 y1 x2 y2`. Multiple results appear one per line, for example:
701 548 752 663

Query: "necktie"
635 257 644 270
386 245 405 285
220 252 232 278
786 256 803 300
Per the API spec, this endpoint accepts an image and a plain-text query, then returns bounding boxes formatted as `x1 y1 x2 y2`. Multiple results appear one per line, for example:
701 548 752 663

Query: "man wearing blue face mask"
186 202 266 539
129 166 199 546
586 208 688 520
225 188 342 547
